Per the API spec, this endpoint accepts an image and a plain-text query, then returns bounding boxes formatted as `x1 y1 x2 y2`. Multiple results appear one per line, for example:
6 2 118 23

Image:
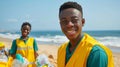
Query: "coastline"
0 36 120 67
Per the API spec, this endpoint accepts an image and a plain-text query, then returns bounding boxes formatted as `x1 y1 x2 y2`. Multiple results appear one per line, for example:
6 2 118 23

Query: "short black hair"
21 22 31 30
59 1 83 17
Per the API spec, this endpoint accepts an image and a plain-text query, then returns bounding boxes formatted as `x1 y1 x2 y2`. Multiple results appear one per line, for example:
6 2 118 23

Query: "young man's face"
21 25 31 38
59 8 85 41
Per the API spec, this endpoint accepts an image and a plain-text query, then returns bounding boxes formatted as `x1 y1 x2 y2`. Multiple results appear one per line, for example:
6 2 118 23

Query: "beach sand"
0 36 120 67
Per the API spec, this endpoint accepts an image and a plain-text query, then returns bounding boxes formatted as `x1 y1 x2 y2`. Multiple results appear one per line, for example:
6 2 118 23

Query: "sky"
0 0 120 31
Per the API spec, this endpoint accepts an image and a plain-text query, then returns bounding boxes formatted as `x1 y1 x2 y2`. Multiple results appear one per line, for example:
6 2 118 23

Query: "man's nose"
66 21 74 27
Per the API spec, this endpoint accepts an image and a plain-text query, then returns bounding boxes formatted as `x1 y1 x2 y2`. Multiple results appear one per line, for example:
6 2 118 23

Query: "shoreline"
0 36 120 67
1 35 120 53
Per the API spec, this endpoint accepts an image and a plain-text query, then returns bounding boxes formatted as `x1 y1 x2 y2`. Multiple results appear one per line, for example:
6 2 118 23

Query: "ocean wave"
0 33 120 47
35 35 68 44
95 36 120 47
0 33 20 39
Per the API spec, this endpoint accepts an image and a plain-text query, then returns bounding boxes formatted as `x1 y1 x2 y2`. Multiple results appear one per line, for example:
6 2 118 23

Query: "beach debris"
35 54 54 67
0 54 8 62
0 42 8 62
12 54 29 67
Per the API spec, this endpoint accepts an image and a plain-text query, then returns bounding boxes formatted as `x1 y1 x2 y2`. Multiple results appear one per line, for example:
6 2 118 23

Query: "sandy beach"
0 36 120 67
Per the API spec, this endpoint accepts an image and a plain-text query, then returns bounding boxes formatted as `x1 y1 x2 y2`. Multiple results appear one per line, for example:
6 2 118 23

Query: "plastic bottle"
35 54 54 67
12 54 29 67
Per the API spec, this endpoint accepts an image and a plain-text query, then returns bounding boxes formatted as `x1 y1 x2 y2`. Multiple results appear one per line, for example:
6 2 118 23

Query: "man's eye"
71 19 78 23
60 20 68 25
22 28 26 30
61 19 66 22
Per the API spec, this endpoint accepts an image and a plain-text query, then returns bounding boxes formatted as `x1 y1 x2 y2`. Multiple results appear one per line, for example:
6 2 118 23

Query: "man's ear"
82 18 85 26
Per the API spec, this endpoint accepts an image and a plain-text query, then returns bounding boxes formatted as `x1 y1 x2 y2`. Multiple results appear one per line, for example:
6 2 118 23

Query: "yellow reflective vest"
16 37 36 67
57 33 114 67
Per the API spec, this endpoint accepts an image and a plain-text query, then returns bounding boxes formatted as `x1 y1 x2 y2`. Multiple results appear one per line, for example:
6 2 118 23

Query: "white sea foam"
95 36 120 47
35 35 68 44
0 33 20 40
0 33 120 47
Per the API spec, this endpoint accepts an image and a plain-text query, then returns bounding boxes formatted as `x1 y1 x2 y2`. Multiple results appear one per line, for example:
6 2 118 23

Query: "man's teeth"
67 30 74 33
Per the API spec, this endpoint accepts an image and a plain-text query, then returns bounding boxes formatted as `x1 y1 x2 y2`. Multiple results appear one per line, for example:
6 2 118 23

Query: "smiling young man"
57 1 114 67
9 22 38 67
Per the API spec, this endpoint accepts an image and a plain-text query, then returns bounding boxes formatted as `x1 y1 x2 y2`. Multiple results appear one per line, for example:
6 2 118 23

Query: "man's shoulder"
87 45 108 67
89 45 109 59
12 39 17 43
89 45 108 61
29 37 34 39
83 33 99 44
91 45 106 53
58 42 68 51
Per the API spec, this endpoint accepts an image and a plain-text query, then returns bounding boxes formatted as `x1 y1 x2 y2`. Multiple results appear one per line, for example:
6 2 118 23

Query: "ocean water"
0 30 120 47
